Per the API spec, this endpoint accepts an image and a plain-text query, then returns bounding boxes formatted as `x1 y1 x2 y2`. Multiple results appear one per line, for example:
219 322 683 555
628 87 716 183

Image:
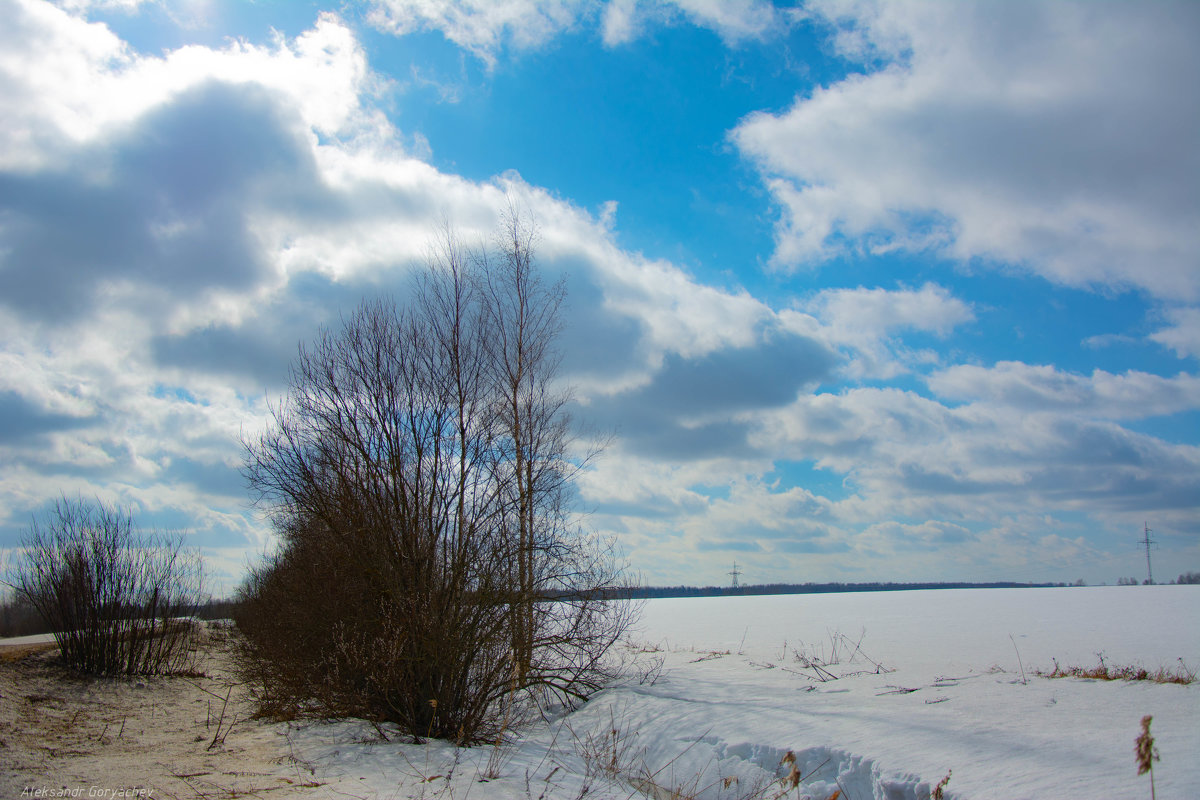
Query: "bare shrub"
236 213 635 741
789 629 892 682
12 496 203 675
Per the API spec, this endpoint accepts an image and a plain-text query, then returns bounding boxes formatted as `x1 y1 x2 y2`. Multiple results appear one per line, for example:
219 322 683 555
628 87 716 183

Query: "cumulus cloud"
0 296 274 575
0 2 378 170
367 0 790 61
366 0 590 66
732 0 1200 300
53 0 148 10
576 454 854 582
1151 307 1200 360
0 391 93 444
582 326 837 459
3 0 1195 589
600 0 638 45
928 362 1200 420
1 2 824 589
660 0 789 43
0 82 325 322
791 283 974 377
755 386 1200 534
805 284 973 339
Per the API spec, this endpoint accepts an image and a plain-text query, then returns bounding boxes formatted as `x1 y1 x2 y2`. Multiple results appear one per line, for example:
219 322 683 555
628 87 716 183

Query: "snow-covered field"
290 586 1199 799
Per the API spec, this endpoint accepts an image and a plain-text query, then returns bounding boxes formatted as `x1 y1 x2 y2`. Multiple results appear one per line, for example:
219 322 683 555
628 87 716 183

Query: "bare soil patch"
0 623 323 799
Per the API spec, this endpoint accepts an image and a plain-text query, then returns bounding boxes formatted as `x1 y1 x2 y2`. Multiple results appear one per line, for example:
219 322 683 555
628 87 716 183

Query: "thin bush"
12 496 203 675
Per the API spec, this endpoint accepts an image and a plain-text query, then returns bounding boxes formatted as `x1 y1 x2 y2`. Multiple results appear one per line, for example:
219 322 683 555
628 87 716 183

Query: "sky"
0 0 1197 594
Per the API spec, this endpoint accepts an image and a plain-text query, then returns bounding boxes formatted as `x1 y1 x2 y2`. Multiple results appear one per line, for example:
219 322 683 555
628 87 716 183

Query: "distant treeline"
0 595 241 638
609 581 1055 600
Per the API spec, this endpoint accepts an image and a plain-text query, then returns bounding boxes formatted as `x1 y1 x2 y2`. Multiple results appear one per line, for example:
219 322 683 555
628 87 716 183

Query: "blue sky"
1 0 1197 593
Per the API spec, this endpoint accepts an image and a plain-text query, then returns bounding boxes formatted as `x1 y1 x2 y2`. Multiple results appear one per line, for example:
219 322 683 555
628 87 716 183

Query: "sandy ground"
0 624 326 800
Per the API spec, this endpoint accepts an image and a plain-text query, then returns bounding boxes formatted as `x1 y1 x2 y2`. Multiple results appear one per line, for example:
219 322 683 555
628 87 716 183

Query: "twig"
207 684 235 751
1009 634 1027 685
798 756 832 785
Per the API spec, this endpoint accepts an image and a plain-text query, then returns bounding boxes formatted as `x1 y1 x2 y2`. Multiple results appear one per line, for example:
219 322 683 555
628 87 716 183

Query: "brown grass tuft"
1038 656 1196 685
932 769 952 800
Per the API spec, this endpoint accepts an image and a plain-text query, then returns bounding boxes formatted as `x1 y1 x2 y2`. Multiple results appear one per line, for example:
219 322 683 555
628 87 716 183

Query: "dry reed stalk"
1135 715 1159 800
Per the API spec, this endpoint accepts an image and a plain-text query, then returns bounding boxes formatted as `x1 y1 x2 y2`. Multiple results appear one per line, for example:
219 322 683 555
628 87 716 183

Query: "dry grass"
931 769 952 800
568 709 852 800
1038 656 1196 685
0 641 58 662
788 629 892 683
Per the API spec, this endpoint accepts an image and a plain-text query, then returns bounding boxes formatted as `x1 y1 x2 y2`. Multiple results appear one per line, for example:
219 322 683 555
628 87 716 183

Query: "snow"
285 586 1199 799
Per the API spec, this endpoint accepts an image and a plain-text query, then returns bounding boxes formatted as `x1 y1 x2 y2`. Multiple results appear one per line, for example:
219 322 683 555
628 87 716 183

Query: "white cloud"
4 1 1196 588
366 0 591 67
754 385 1200 536
1 3 808 575
0 2 380 169
782 283 973 377
1 0 130 168
852 518 1109 583
802 283 972 340
733 0 1200 300
928 362 1200 420
53 0 147 10
1151 307 1200 360
366 0 790 63
600 0 638 45
576 451 851 583
665 0 787 43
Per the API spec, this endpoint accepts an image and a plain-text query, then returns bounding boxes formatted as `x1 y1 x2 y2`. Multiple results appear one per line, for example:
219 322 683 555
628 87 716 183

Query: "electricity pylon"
1138 522 1156 585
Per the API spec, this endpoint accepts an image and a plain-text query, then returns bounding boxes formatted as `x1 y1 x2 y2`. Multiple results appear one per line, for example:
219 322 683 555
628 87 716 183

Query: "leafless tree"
480 209 574 680
12 497 203 675
236 215 634 741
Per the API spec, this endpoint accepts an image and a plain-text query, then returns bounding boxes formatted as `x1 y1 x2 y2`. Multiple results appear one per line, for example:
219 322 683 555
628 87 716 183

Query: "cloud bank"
0 0 1196 591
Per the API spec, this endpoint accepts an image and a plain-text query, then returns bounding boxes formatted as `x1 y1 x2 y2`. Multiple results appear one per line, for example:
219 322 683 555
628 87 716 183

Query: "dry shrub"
12 496 203 675
235 213 635 742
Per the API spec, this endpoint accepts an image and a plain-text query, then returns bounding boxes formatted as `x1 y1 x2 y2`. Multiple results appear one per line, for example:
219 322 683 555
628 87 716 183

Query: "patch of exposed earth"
0 624 325 799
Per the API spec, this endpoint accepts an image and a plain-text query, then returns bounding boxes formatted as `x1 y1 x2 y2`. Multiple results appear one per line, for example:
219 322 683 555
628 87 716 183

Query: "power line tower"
1138 522 1156 585
728 562 742 589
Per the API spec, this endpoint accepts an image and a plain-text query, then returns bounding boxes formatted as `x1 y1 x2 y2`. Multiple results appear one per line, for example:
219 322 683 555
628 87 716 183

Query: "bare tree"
13 497 203 675
479 209 569 679
237 216 633 741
